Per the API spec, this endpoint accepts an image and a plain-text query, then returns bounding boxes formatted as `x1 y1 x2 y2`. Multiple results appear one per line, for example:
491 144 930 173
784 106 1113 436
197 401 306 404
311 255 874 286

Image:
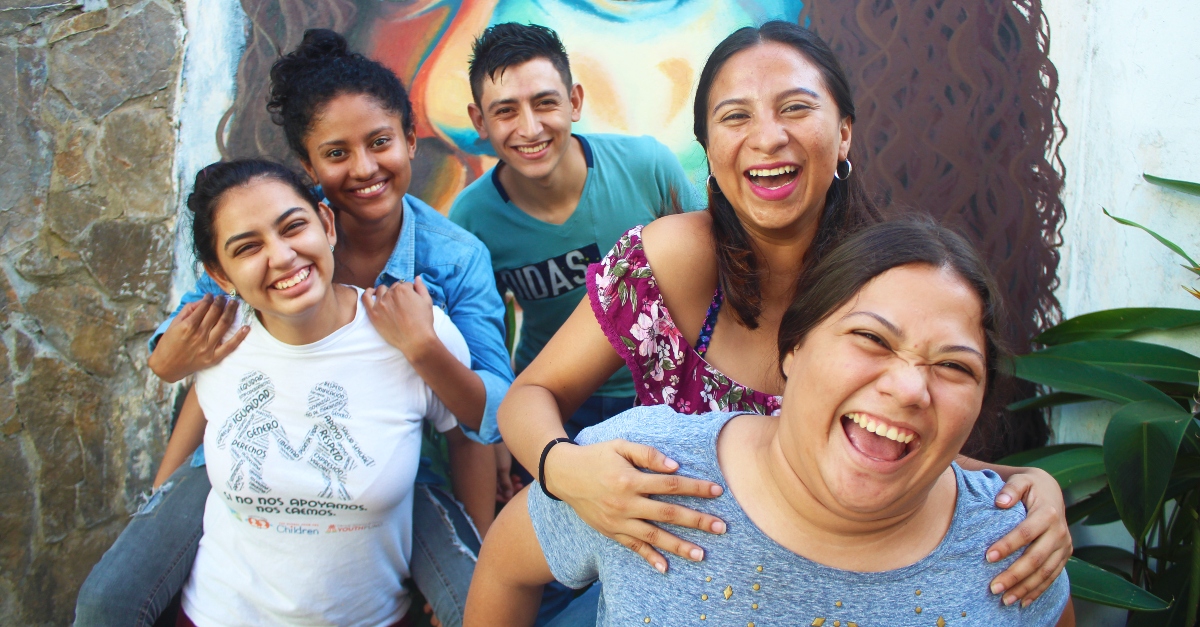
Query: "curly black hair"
267 28 415 161
468 23 572 105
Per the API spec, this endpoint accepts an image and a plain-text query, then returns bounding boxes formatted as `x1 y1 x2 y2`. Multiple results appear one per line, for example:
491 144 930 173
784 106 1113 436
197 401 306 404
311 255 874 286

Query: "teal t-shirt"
450 134 703 397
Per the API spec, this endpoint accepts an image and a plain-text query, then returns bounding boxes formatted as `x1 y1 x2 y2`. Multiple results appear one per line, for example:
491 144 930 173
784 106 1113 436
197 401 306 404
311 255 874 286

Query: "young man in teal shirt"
449 23 702 444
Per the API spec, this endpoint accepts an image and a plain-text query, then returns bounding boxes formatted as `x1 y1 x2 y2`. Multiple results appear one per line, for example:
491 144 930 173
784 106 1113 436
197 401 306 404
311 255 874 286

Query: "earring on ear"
229 288 237 299
330 244 335 253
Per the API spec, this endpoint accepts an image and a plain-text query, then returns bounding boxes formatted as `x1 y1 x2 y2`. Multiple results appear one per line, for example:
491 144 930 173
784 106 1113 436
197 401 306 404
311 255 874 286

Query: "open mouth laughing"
841 411 920 463
747 164 799 189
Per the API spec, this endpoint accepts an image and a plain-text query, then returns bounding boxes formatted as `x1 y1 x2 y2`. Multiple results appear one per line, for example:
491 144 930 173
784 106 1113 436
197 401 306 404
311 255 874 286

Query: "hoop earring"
834 159 853 181
707 174 722 195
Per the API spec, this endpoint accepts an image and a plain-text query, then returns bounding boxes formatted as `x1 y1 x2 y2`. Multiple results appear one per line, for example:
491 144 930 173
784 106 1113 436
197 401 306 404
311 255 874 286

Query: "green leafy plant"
1000 174 1200 625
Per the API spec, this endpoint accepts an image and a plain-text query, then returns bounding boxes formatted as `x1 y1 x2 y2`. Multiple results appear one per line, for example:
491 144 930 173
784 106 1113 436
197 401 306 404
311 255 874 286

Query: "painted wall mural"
215 0 1065 457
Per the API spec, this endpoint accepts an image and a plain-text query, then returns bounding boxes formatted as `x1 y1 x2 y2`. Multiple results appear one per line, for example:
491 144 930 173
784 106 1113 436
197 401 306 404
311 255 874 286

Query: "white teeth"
748 165 798 177
356 181 385 195
844 412 914 444
273 266 310 290
516 141 549 154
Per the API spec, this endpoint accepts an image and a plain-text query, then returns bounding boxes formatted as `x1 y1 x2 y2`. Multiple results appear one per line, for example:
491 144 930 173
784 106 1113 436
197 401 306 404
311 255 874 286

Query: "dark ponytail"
694 21 881 328
187 159 320 270
268 28 415 161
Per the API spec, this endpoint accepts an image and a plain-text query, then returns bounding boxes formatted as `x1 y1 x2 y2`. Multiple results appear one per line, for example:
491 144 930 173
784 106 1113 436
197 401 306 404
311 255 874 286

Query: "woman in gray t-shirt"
464 217 1075 627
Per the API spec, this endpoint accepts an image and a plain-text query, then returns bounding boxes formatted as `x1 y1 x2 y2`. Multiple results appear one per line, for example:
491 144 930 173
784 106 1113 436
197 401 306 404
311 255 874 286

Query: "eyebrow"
843 311 985 360
711 87 822 114
316 126 393 150
487 89 561 113
223 207 307 250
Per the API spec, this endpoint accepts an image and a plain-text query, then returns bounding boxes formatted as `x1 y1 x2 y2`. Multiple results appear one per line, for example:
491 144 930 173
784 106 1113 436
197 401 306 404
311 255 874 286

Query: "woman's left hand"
986 467 1072 606
363 277 438 360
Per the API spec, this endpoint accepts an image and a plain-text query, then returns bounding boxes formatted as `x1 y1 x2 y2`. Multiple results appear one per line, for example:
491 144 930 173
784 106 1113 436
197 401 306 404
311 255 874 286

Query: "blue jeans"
74 457 481 627
526 394 632 627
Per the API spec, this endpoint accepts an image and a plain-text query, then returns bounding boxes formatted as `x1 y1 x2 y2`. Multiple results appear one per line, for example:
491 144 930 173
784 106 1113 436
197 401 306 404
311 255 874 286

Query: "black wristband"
538 437 574 501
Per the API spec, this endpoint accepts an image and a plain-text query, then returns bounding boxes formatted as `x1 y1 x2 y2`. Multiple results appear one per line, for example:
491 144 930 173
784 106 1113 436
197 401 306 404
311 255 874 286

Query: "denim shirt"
151 195 513 444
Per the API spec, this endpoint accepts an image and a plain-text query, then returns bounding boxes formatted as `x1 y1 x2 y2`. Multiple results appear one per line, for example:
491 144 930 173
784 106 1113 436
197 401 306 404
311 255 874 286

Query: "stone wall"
0 0 183 622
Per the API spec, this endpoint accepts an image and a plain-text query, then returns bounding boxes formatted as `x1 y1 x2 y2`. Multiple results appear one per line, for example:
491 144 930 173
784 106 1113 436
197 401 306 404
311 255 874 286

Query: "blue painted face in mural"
378 0 804 184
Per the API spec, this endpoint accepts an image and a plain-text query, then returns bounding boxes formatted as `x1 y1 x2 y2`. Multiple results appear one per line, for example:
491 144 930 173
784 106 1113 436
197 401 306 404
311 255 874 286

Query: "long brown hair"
692 21 882 329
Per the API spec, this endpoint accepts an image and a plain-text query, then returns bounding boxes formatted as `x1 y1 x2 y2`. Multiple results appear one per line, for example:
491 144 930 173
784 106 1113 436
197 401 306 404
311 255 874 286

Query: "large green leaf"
1067 556 1170 610
997 443 1092 467
1127 563 1194 627
1013 354 1178 406
1104 207 1199 267
1035 340 1200 384
1104 400 1195 540
1145 173 1200 198
1036 308 1200 345
1066 488 1115 525
1022 446 1107 490
1006 391 1091 411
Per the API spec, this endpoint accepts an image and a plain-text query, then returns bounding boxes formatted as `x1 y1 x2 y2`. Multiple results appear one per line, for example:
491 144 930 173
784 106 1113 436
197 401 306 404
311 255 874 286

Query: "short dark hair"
187 160 320 270
695 21 880 330
778 214 1011 407
468 23 572 105
267 29 415 161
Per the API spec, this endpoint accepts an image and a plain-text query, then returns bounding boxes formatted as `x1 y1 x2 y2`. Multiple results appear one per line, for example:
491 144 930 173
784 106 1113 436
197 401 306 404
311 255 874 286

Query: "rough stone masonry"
0 0 184 622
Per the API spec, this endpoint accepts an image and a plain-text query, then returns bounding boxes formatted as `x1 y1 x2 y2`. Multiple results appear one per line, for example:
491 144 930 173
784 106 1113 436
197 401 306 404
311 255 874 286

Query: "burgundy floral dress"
586 226 782 416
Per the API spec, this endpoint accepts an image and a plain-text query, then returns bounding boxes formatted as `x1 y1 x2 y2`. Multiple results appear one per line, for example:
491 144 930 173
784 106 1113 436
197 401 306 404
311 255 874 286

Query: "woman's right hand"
148 295 248 382
543 438 727 573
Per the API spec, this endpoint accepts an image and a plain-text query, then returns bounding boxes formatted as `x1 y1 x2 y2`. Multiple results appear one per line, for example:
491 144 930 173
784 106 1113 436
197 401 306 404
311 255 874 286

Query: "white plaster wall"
1044 1 1200 623
170 0 247 305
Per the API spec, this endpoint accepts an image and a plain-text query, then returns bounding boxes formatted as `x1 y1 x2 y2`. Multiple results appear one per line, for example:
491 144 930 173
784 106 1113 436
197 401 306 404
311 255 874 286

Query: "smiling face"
301 93 417 224
467 57 583 182
705 42 851 238
206 178 338 322
778 263 987 519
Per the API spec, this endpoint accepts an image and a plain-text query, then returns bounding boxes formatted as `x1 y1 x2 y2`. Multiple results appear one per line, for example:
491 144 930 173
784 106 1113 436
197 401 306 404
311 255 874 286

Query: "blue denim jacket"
151 195 513 444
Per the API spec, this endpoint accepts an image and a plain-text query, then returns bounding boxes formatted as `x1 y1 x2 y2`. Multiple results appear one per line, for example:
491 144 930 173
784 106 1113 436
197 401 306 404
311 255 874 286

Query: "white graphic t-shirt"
181 287 465 627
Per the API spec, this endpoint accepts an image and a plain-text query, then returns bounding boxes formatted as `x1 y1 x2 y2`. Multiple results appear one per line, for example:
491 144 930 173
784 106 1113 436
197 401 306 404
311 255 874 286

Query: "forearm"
148 345 197 383
497 383 573 476
411 341 486 431
463 490 553 627
153 387 206 488
447 429 497 536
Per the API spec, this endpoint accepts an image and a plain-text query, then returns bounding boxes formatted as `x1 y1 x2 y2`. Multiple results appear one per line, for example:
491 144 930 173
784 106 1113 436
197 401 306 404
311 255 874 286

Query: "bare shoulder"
640 212 717 339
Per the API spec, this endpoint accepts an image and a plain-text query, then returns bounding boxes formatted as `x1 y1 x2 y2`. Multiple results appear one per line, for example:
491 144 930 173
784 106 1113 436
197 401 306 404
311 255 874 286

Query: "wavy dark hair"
779 214 1011 413
693 21 881 329
186 159 320 270
267 28 415 161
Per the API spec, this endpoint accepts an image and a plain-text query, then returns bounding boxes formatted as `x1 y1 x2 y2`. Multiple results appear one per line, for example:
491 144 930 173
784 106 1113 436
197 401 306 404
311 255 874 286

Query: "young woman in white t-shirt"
168 159 464 627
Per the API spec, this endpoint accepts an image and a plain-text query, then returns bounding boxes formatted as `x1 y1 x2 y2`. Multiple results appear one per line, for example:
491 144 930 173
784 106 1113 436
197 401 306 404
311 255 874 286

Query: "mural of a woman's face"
370 0 803 184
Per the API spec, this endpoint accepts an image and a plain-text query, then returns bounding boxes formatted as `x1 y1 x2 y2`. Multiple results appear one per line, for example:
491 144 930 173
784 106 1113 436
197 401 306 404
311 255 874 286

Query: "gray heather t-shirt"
529 407 1069 627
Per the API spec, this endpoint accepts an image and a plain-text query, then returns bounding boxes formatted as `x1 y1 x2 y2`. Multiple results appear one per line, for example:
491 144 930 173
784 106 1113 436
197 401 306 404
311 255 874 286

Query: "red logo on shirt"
247 516 270 529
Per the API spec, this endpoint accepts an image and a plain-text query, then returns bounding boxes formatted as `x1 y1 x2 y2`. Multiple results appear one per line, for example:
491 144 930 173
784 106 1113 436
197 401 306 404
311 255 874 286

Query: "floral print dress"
587 226 782 416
